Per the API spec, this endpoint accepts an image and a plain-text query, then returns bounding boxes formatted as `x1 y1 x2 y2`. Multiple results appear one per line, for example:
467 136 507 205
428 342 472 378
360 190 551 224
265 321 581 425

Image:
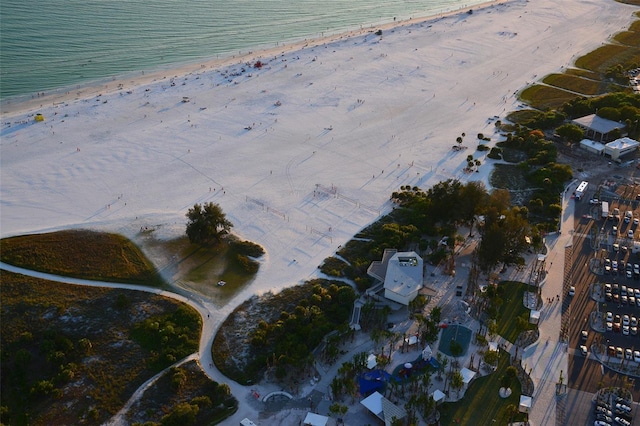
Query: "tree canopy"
185 202 233 244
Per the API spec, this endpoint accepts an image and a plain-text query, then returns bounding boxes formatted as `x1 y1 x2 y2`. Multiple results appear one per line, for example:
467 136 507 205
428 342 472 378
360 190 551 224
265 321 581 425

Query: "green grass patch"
542 73 605 96
439 351 527 425
495 281 536 344
564 67 601 80
575 44 640 74
1 230 165 286
614 30 640 47
519 84 581 110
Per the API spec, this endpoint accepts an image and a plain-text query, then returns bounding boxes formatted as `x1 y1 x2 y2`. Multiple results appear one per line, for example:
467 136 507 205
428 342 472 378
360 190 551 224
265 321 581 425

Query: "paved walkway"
516 181 578 426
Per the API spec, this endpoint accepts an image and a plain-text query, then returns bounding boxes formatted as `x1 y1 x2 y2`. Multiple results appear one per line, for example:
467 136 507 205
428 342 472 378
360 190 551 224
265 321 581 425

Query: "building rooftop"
605 137 639 150
384 251 423 297
572 114 624 134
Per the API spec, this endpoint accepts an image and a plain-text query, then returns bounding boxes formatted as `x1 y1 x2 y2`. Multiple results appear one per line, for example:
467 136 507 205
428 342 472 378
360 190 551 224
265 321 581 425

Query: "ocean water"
1 0 486 100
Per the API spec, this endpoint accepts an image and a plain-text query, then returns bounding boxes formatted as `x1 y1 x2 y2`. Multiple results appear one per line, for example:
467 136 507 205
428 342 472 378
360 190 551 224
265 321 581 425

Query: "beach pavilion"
571 114 625 142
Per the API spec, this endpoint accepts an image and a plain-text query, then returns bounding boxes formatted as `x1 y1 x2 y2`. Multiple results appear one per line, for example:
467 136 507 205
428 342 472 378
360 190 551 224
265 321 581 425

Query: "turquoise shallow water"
0 0 486 99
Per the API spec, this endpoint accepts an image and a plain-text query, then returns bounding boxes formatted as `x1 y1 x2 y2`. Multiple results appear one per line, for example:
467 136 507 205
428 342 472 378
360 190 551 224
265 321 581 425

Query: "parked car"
580 345 588 355
631 326 637 335
607 312 614 322
616 403 632 414
581 330 588 341
623 325 630 335
629 296 636 306
625 348 633 360
569 286 576 296
590 198 601 205
628 230 635 239
614 416 631 426
623 314 630 326
621 286 627 297
608 346 616 356
596 413 612 423
613 260 619 274
617 347 624 358
594 421 611 426
595 405 613 417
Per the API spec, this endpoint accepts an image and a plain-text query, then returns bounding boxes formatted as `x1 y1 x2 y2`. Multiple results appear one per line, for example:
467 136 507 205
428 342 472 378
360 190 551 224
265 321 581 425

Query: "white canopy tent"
529 310 540 324
405 335 418 346
422 345 433 361
460 367 476 384
431 389 446 404
519 395 532 413
367 353 377 369
303 412 329 426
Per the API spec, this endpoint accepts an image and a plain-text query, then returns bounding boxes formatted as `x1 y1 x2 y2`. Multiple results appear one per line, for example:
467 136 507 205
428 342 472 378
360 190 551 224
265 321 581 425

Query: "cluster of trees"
1 329 85 423
130 305 202 372
185 202 264 274
132 365 236 426
214 280 356 384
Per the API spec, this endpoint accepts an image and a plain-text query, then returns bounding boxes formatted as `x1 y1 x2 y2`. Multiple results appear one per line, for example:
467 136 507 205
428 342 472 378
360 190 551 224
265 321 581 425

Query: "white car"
623 314 630 326
613 243 619 251
607 311 613 322
580 345 588 355
590 198 600 204
615 417 631 426
634 350 640 363
623 325 629 335
607 322 613 331
568 286 575 296
628 230 635 239
634 218 639 225
616 403 632 413
635 288 640 299
625 348 633 360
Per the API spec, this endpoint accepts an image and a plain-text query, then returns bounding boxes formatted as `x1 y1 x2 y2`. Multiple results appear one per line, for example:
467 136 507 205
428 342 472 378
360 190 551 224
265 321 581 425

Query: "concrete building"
604 137 639 161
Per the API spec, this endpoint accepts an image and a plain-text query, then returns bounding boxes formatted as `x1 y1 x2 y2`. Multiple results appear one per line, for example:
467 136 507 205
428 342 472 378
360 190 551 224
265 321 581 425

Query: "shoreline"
0 0 508 117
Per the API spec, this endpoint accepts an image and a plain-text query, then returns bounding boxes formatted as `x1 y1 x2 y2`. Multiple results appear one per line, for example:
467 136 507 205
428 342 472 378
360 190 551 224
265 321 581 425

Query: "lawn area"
563 67 601 80
575 44 640 74
438 351 527 425
0 230 165 286
496 281 536 344
519 84 581 111
542 73 605 96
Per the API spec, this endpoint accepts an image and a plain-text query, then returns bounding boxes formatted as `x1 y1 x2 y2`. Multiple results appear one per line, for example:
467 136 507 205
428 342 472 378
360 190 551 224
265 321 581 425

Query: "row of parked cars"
594 397 634 426
603 259 640 279
604 283 640 307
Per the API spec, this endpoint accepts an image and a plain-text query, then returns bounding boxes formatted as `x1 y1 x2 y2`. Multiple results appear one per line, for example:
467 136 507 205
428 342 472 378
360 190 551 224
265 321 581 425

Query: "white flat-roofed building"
604 137 639 160
579 138 605 155
382 251 423 305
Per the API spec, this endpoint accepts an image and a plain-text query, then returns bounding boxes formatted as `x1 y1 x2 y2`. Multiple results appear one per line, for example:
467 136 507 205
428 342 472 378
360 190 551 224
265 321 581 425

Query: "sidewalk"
518 182 577 426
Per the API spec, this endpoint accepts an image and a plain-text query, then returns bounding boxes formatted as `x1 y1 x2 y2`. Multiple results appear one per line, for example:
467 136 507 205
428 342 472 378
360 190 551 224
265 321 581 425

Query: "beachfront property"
367 249 424 306
571 113 626 142
603 137 640 161
578 137 639 161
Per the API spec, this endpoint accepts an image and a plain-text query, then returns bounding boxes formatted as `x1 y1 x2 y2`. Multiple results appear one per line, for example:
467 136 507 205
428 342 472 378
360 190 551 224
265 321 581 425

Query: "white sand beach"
0 0 637 421
1 0 635 319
